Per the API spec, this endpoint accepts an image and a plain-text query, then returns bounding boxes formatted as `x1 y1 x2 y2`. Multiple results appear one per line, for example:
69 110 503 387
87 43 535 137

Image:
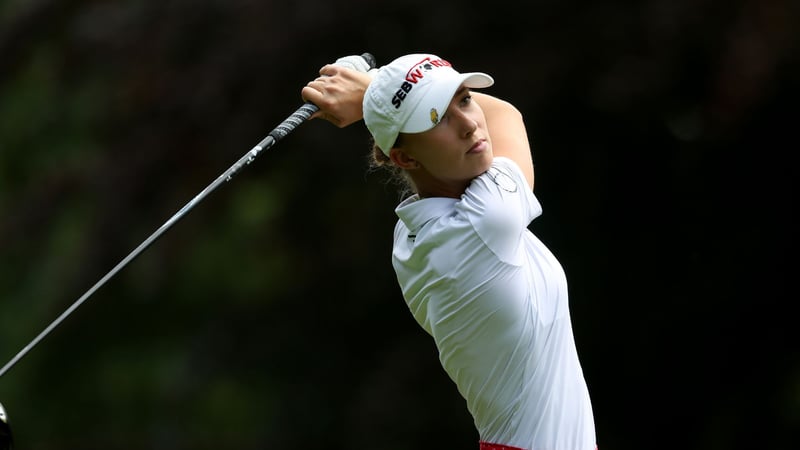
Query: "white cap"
363 54 494 155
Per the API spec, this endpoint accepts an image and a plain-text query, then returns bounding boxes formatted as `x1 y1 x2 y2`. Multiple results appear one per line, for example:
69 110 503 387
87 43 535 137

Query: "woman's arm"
473 92 534 189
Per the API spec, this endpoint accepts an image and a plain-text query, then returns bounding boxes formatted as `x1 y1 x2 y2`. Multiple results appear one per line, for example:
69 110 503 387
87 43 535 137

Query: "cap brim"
400 71 494 134
462 72 494 89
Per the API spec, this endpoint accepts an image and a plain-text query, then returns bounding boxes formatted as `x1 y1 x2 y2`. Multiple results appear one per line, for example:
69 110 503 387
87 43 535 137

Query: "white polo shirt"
392 157 596 450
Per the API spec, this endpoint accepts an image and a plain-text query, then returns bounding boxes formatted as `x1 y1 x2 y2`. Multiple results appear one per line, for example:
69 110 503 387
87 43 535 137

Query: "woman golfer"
302 53 597 450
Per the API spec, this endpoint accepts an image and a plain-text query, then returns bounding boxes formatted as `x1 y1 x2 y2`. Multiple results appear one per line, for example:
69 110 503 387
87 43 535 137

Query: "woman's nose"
454 110 478 137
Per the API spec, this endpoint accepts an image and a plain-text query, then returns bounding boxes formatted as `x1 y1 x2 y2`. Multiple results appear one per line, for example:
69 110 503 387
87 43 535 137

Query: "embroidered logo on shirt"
487 167 518 192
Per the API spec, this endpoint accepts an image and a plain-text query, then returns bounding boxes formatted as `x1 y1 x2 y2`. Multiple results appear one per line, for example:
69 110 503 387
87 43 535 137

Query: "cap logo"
430 108 440 125
391 56 453 109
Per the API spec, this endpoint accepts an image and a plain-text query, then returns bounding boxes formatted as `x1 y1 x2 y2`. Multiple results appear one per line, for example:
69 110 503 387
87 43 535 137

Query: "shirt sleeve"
456 157 543 265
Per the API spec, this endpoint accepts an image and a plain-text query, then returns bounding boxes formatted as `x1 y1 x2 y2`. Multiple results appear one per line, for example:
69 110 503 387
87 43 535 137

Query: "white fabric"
333 54 374 73
392 157 596 450
363 53 493 155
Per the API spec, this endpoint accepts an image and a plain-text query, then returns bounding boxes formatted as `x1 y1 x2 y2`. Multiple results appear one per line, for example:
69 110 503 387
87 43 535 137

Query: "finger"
301 86 340 123
301 85 324 108
319 64 342 77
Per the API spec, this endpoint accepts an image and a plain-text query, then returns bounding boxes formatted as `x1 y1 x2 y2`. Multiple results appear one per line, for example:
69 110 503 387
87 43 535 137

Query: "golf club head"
0 402 12 450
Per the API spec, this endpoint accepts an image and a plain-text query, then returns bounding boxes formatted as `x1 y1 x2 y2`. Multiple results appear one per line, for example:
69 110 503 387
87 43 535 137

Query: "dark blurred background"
0 0 796 449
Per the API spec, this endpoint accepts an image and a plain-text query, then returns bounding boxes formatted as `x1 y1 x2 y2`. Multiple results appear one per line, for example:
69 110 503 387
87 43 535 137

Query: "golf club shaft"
0 102 319 379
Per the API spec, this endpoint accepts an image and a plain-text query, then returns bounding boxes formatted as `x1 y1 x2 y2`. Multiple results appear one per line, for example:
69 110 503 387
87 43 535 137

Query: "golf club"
0 52 376 448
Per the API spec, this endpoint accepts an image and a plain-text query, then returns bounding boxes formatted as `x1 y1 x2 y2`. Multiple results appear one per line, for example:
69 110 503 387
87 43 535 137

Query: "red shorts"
479 443 525 450
480 442 598 450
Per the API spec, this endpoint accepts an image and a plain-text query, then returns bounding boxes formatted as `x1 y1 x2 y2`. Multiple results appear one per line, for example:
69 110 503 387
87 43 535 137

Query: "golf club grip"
359 52 377 69
267 52 377 143
267 102 319 142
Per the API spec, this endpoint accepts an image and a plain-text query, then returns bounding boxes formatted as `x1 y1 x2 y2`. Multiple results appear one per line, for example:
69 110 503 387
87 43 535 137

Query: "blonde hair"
367 137 416 198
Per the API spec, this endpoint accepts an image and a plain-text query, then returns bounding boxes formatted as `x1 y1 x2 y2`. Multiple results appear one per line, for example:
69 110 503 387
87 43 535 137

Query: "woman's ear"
389 148 420 169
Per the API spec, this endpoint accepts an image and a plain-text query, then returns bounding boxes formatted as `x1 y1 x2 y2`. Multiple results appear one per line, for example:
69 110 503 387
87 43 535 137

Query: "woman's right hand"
301 64 373 128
